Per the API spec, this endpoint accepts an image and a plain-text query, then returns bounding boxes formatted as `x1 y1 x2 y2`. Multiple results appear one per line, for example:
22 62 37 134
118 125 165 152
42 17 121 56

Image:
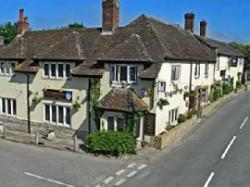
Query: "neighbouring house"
197 20 244 87
0 0 217 142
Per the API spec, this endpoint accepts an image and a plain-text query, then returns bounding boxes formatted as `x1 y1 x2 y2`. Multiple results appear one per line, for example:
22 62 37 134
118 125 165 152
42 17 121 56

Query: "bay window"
44 104 71 127
111 65 138 84
107 116 125 132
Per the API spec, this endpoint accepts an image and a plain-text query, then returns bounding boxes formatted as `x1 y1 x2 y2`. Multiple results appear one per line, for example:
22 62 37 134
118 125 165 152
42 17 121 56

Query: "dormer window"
111 64 138 84
0 61 16 76
43 63 72 79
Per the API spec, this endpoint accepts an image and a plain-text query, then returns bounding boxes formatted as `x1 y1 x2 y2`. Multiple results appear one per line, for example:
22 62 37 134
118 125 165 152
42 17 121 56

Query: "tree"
0 22 18 44
67 22 85 29
229 42 250 71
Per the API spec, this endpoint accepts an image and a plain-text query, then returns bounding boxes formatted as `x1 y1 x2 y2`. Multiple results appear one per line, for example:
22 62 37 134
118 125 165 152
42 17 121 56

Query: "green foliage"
31 96 42 107
213 86 222 101
242 74 246 85
0 22 18 44
222 82 233 95
85 131 136 156
73 99 81 112
125 112 144 133
178 114 187 124
68 22 85 29
157 98 169 110
236 81 242 89
229 42 250 70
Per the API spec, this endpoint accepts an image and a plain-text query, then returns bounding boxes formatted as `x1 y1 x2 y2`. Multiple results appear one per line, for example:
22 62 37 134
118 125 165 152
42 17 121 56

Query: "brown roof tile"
98 88 149 113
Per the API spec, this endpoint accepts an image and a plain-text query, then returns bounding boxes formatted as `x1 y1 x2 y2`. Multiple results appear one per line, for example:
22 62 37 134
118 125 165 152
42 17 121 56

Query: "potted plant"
157 98 169 110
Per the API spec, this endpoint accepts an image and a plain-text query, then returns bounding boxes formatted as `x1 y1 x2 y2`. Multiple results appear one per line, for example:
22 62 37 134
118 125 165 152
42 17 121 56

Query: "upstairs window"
43 63 71 79
1 98 16 116
171 65 181 81
205 63 209 78
158 81 166 93
111 65 138 84
0 62 16 76
194 63 200 78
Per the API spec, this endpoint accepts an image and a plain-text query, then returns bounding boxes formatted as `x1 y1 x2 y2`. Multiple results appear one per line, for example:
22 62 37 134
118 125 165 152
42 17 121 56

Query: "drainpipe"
26 73 31 134
87 78 91 134
188 62 193 113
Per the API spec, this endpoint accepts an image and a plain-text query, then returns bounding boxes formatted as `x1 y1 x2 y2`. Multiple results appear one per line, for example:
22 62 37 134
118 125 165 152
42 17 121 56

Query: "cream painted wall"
215 56 244 87
0 61 89 131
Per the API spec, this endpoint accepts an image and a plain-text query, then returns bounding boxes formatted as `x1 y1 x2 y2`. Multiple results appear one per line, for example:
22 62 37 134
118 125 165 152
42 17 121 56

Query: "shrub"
222 82 233 95
213 87 221 101
85 131 136 156
178 114 187 124
236 81 242 89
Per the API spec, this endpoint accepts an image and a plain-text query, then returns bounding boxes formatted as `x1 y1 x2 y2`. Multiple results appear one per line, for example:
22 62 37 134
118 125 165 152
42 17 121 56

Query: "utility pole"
26 73 31 134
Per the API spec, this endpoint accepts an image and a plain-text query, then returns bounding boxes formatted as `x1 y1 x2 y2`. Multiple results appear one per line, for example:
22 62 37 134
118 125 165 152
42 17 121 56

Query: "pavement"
121 90 250 187
0 90 249 187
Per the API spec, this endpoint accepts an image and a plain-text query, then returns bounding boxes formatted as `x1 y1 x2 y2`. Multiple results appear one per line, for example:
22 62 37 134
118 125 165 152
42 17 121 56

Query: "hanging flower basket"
157 98 169 110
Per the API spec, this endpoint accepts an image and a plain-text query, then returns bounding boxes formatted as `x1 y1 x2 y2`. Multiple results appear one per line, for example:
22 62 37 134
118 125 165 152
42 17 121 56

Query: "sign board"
43 89 73 102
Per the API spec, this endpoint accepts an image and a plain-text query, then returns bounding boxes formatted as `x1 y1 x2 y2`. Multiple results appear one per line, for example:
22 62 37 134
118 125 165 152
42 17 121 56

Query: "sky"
0 0 249 43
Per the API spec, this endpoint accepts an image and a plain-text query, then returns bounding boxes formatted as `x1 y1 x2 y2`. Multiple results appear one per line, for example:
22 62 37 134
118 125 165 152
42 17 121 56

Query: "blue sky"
0 0 249 43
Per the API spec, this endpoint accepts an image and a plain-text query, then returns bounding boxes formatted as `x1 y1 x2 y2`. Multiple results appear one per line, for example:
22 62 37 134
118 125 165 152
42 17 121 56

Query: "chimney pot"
102 0 120 34
184 12 195 33
17 9 30 34
200 20 207 37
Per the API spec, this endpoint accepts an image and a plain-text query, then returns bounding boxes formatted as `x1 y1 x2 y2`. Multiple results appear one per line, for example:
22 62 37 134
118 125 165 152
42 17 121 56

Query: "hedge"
85 131 136 156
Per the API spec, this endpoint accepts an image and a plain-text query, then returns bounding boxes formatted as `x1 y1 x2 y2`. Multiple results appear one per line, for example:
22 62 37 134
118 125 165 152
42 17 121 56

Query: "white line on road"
103 176 114 184
137 164 148 170
221 136 237 159
127 170 138 178
25 172 75 187
114 178 126 186
127 163 136 168
203 172 215 187
116 169 125 176
240 116 249 130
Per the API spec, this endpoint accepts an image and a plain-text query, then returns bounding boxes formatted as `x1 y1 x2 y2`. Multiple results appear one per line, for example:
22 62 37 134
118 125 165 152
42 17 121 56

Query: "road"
123 91 250 187
0 91 249 187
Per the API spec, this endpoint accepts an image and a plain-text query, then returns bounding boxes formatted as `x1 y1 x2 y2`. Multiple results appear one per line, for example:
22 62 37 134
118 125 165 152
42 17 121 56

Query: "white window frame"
158 81 166 93
169 108 179 124
0 98 16 116
194 63 200 78
205 63 209 78
171 65 181 82
106 115 125 132
0 61 17 76
42 62 72 79
110 64 138 84
43 104 71 127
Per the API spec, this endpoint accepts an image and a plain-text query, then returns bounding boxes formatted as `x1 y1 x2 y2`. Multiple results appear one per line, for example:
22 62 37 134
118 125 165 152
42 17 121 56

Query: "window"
0 62 16 76
110 65 138 84
1 98 16 116
194 63 200 78
106 116 125 132
44 104 71 127
205 63 209 78
158 81 166 93
169 108 178 124
171 65 181 81
43 63 71 79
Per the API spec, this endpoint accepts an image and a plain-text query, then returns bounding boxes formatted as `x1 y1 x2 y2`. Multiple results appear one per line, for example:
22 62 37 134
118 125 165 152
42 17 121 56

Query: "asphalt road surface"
124 91 250 187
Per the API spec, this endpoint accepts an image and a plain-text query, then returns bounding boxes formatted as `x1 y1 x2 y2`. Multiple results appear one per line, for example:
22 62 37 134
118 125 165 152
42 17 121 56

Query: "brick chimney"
200 20 207 37
184 12 195 33
17 9 30 34
102 0 120 34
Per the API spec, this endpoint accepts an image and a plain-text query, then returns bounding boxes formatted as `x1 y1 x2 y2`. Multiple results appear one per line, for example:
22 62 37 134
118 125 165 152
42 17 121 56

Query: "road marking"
127 170 138 178
103 176 114 184
240 116 249 130
95 185 101 187
116 169 125 176
204 172 215 187
127 163 136 168
25 172 75 187
221 136 237 159
137 164 148 170
114 178 126 186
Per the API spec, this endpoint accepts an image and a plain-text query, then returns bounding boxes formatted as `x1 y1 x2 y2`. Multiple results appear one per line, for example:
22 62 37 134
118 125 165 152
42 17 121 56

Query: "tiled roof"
98 88 149 113
197 36 244 57
0 15 216 78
